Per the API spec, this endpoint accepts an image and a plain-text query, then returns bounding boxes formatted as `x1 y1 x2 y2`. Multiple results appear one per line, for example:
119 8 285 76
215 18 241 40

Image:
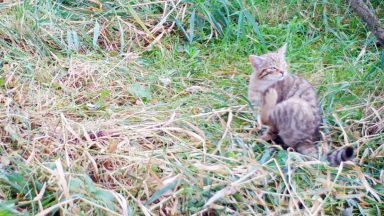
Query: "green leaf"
3 125 25 144
83 175 97 193
200 4 223 36
0 201 18 216
243 10 266 51
69 175 116 210
128 83 151 100
236 11 244 42
259 148 275 164
0 170 28 194
125 4 153 38
0 78 5 88
93 21 100 48
67 30 73 51
73 31 80 51
175 18 190 42
69 177 85 193
100 89 110 99
144 178 181 206
93 189 115 210
118 19 125 53
189 9 196 44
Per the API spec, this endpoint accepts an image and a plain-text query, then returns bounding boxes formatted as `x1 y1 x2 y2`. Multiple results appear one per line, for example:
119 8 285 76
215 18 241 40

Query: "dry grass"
1 0 384 215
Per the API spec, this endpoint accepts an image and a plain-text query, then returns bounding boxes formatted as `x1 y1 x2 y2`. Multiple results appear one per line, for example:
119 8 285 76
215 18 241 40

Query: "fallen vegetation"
0 0 383 215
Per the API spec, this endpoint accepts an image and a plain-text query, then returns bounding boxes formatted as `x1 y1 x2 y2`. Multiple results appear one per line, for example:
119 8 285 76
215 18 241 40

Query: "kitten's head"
249 44 288 82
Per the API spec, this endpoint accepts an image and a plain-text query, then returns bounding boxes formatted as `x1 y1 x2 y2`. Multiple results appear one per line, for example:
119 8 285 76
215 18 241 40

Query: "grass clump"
1 0 384 215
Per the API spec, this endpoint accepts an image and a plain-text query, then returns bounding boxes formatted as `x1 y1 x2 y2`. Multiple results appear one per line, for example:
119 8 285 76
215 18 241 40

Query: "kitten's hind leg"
261 125 278 142
295 142 318 157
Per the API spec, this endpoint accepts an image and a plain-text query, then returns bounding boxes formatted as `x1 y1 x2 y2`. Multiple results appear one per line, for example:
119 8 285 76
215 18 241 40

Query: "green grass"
1 0 384 215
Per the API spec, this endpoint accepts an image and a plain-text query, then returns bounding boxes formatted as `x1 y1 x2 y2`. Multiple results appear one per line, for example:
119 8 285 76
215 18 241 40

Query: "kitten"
248 44 354 166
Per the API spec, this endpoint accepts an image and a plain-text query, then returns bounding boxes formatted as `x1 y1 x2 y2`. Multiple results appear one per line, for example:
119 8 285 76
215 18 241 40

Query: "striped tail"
326 146 355 166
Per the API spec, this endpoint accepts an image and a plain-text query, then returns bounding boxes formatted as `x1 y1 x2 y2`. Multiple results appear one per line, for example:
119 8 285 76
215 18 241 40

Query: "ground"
0 1 383 215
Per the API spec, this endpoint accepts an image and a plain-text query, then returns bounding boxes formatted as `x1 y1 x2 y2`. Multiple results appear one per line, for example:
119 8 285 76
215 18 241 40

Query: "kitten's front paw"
265 88 278 106
261 132 273 142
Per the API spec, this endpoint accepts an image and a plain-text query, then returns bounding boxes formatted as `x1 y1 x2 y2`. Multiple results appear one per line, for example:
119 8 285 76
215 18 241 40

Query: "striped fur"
248 44 354 166
326 146 355 166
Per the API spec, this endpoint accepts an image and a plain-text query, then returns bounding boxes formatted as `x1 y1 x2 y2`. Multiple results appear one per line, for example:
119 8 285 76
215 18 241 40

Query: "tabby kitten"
248 44 354 166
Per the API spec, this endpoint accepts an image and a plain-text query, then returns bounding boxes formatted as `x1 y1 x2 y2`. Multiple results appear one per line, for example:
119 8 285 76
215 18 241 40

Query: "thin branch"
347 0 384 46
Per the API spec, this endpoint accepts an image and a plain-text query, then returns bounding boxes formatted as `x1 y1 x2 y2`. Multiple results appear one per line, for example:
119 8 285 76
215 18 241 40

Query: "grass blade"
125 3 154 39
73 31 80 51
189 8 196 43
92 21 100 48
175 18 190 41
243 9 266 51
67 30 73 51
236 11 243 42
144 177 181 206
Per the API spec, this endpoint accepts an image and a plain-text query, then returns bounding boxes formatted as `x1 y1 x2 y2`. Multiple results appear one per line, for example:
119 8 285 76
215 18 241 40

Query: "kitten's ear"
249 55 265 69
278 43 287 56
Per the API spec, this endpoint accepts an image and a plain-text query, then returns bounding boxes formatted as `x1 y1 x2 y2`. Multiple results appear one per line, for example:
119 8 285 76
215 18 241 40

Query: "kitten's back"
267 74 322 154
270 74 320 110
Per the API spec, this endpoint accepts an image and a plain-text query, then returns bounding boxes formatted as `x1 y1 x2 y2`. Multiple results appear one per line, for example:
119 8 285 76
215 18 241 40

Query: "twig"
347 0 384 46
